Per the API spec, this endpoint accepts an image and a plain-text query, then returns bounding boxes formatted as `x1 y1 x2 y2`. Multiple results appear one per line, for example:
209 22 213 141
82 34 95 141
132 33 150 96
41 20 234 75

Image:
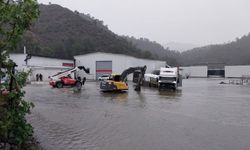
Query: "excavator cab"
111 74 122 82
100 74 128 91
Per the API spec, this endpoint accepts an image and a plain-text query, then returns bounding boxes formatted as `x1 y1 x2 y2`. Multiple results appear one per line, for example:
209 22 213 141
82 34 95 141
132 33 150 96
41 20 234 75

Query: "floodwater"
25 78 250 150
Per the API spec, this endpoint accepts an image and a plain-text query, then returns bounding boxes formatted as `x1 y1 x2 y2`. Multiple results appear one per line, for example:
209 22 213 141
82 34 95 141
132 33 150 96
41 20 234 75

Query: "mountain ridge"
181 33 250 66
15 4 153 60
14 4 250 66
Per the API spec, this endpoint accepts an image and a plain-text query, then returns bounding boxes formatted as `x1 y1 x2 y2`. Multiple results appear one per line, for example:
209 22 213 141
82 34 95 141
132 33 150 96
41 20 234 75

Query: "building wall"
9 54 26 71
181 66 208 78
9 54 73 81
225 65 250 78
74 52 166 80
28 56 73 68
181 65 250 78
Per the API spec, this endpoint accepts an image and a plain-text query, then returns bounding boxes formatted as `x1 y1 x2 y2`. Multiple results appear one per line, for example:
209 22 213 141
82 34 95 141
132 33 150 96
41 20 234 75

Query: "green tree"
0 0 39 148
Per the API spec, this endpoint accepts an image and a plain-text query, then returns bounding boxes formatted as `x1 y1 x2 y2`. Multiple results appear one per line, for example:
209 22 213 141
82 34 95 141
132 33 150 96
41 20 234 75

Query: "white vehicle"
98 74 110 81
144 73 159 87
158 67 182 90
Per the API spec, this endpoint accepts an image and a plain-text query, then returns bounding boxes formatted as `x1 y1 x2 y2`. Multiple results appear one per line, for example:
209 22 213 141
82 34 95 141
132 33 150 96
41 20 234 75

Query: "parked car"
98 74 110 81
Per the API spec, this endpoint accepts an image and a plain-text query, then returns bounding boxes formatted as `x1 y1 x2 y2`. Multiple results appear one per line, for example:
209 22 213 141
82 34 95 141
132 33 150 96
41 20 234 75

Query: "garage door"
207 69 225 77
96 61 112 80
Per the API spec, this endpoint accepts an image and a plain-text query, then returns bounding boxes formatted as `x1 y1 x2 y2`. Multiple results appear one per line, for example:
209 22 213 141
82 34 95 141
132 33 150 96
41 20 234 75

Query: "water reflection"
100 91 128 104
54 87 82 94
135 91 147 108
158 89 182 96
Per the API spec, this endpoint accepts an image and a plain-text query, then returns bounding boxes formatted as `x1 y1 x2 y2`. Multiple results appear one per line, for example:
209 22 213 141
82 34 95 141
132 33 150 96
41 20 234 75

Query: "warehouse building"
181 64 250 78
74 52 166 80
10 52 250 81
225 65 250 78
181 63 226 78
10 53 73 81
181 66 208 78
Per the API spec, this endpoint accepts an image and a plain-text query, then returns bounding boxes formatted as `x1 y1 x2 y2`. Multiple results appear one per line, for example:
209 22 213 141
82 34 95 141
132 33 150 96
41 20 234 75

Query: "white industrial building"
9 52 250 81
74 52 166 80
9 53 73 81
181 66 208 78
181 65 250 78
225 65 250 78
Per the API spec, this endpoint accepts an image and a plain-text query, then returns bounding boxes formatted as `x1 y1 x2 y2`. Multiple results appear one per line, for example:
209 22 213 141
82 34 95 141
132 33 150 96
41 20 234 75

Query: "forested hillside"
14 4 250 66
124 36 181 65
15 4 150 59
123 34 250 66
181 33 250 66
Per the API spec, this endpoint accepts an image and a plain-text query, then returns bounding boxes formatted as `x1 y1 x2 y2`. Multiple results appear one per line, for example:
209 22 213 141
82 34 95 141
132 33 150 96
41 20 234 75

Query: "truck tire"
56 82 63 88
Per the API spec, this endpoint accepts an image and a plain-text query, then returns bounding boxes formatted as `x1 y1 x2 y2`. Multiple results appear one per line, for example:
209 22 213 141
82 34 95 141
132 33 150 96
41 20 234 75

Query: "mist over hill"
126 33 250 66
181 33 250 66
164 42 197 52
15 4 152 60
14 4 250 66
123 36 181 65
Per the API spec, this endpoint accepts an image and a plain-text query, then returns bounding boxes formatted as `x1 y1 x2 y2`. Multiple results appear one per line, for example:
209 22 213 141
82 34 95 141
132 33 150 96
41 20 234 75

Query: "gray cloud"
38 0 250 46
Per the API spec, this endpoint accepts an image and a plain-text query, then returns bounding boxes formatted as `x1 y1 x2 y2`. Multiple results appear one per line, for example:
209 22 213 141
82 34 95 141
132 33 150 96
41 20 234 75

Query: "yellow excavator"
100 66 147 92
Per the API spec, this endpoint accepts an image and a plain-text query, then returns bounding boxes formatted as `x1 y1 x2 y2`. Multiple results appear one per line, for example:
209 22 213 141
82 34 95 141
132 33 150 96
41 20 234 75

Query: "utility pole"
24 46 31 66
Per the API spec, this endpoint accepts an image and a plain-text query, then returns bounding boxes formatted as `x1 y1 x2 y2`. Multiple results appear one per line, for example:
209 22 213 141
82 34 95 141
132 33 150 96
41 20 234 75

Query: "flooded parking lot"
25 78 250 150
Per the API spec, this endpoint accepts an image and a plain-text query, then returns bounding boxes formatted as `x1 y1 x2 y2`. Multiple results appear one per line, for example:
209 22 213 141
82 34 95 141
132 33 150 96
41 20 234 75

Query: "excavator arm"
77 66 90 74
50 66 89 80
120 65 147 91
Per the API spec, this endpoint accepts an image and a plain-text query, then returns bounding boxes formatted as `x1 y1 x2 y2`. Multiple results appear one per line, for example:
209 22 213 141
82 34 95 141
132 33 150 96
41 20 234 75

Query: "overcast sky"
38 0 250 47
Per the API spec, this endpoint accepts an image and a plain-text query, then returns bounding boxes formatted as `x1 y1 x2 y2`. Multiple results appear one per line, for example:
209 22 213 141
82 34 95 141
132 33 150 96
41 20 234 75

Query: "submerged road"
25 79 250 150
